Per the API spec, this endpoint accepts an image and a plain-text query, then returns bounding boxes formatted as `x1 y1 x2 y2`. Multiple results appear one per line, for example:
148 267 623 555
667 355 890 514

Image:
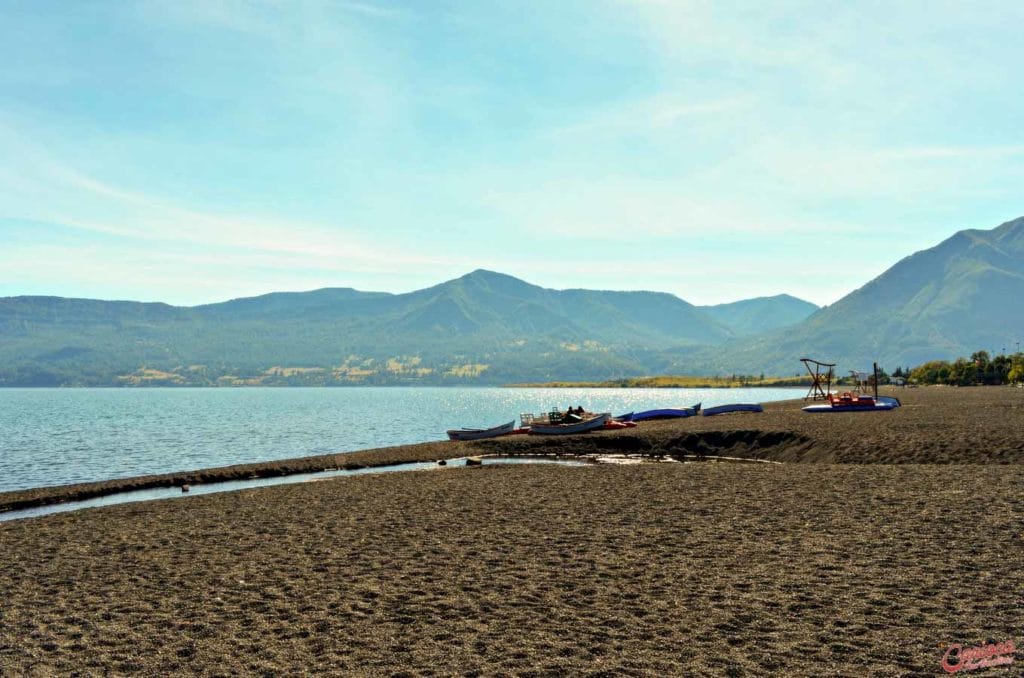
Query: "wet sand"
1 386 1022 675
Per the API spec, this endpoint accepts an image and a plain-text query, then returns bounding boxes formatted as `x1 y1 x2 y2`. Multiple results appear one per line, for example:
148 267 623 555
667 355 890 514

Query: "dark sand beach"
1 387 1022 675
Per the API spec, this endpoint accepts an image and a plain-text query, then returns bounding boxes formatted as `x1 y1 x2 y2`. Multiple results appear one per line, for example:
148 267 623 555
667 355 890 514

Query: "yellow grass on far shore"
508 374 814 388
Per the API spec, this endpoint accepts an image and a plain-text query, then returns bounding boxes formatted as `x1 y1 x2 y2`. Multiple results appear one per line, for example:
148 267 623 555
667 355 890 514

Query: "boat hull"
528 412 611 435
701 403 763 416
803 394 901 413
447 420 517 441
631 407 698 421
629 404 701 422
802 403 899 412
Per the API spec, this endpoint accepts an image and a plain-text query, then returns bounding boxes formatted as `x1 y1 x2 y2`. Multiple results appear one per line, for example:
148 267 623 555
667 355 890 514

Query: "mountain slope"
0 270 731 385
694 216 1024 374
698 295 819 336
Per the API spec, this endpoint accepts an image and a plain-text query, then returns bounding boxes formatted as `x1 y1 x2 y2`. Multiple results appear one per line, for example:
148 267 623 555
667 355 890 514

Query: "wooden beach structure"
801 357 835 400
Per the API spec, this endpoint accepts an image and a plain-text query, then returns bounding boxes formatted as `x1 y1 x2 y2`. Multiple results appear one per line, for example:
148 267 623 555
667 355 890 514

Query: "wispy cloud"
0 128 448 276
717 139 1024 201
336 1 408 20
137 0 285 38
134 0 410 131
479 178 857 240
547 93 755 140
876 145 1024 161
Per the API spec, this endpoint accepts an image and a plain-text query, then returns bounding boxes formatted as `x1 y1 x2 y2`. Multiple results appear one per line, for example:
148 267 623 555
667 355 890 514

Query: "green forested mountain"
0 270 731 386
688 216 1024 375
4 216 1023 386
698 295 818 336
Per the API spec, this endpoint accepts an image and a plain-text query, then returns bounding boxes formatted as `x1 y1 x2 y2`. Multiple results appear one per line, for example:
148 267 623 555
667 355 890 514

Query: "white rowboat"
447 420 516 441
528 412 611 435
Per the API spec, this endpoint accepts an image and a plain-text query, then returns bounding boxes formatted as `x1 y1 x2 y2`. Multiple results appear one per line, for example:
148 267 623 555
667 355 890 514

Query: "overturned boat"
701 403 764 416
630 404 701 422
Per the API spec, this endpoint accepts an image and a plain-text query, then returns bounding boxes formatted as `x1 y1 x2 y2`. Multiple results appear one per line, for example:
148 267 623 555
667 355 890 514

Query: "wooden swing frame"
801 357 835 401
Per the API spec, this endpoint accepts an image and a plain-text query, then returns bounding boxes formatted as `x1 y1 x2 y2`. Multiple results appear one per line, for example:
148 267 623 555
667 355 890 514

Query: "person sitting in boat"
565 405 582 422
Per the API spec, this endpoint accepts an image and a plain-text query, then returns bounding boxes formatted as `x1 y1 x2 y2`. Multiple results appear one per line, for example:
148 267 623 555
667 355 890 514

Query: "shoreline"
4 387 1022 513
0 382 813 389
505 382 814 388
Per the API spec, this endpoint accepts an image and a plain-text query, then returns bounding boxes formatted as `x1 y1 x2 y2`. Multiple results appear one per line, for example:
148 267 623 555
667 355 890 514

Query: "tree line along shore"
7 347 1020 388
513 349 1024 388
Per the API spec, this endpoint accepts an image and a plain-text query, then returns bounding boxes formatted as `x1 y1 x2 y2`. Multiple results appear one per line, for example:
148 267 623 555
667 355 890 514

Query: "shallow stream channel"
0 456 590 523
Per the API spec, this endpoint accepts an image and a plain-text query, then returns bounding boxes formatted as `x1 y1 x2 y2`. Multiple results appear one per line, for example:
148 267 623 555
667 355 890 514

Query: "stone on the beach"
437 459 447 466
181 484 190 493
465 457 483 466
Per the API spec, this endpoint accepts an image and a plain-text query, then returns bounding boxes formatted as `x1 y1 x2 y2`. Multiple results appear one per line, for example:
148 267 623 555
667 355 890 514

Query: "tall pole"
873 362 879 399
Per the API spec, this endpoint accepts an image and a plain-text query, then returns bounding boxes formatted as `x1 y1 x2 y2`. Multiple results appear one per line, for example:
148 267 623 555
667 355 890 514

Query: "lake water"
0 387 804 493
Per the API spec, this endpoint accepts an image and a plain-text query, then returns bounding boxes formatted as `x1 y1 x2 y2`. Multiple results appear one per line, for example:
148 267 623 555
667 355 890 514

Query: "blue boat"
700 403 763 416
631 404 701 422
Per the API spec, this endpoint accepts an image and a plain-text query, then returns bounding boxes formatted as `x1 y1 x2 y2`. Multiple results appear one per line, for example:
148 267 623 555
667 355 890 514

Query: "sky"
1 1 1023 307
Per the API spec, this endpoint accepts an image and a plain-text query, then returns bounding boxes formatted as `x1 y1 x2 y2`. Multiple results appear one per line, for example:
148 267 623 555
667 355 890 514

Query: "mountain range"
691 215 1024 375
1 216 1021 386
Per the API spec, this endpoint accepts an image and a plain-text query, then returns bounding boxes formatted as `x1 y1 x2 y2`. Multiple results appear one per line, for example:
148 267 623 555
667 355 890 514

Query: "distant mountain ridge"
2 216 1021 385
698 295 819 336
0 270 739 386
693 216 1024 374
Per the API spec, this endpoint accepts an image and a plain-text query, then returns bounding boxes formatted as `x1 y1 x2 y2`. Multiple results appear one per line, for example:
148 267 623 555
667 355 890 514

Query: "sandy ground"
1 386 1022 675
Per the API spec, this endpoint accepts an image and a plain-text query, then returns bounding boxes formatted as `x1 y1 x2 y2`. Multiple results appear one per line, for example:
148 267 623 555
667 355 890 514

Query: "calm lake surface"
0 387 804 493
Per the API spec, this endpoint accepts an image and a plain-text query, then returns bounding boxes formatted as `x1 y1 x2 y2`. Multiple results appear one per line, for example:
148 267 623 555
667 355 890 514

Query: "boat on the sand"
528 412 611 435
630 404 701 421
447 420 517 441
802 393 900 413
701 403 763 416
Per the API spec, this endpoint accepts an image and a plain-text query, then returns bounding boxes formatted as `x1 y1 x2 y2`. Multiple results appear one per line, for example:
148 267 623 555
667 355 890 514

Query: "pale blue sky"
1 1 1022 306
